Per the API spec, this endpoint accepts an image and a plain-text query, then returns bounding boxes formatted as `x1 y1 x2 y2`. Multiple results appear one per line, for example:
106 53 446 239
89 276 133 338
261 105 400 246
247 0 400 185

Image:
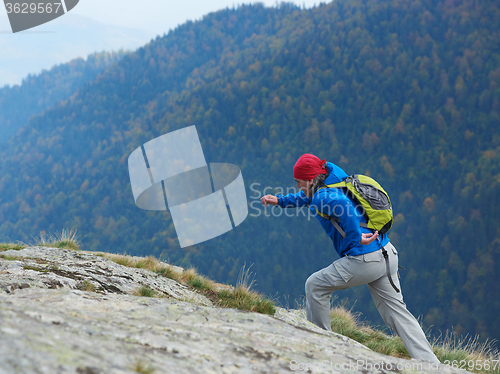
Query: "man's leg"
367 244 439 363
305 263 340 331
305 253 385 331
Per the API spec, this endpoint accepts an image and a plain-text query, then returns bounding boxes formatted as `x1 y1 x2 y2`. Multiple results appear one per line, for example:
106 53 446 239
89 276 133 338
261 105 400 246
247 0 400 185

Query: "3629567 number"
5 2 62 14
443 359 499 371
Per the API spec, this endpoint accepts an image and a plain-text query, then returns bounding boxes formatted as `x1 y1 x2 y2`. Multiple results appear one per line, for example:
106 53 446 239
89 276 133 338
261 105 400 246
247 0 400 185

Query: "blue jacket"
276 162 390 257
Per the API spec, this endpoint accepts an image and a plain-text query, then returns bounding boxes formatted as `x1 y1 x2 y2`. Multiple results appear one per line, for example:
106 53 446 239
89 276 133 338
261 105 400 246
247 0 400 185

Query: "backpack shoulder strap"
329 216 346 238
323 181 347 189
312 179 363 238
312 182 348 238
313 205 347 238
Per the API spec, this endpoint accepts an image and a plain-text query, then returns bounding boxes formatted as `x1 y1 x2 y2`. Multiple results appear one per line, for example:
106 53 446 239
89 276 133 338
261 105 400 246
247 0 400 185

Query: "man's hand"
261 195 278 207
360 231 379 245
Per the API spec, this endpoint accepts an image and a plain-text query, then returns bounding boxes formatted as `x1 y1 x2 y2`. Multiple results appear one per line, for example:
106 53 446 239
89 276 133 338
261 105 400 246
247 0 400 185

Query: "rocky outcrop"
0 247 470 374
0 246 210 306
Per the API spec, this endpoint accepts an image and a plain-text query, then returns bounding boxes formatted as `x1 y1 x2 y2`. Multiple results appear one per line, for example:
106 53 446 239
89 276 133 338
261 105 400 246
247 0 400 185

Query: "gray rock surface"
0 246 211 306
0 247 471 374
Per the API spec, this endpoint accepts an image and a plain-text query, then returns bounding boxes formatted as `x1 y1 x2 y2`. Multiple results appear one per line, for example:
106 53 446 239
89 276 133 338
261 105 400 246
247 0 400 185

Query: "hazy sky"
0 0 325 87
70 0 323 35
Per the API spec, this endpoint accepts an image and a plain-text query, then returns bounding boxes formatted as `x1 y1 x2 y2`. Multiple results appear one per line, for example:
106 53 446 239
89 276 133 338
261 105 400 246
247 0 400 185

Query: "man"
260 153 439 363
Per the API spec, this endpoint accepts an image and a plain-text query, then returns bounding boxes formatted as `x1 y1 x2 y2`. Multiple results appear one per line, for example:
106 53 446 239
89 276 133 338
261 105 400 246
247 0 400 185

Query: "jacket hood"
323 162 348 185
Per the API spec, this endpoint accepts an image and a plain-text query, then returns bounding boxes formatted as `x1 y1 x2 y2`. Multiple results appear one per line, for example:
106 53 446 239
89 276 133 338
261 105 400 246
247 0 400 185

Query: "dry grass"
217 264 275 314
0 239 274 315
33 229 80 250
432 332 500 374
76 280 97 292
218 286 276 315
329 305 500 373
134 286 158 298
0 254 21 261
129 359 156 374
0 242 26 251
330 306 410 358
99 253 276 315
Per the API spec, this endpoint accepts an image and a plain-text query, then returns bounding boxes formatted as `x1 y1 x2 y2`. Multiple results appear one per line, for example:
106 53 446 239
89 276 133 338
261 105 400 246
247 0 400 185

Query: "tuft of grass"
155 266 176 279
0 254 21 261
134 286 157 298
0 242 26 251
102 253 184 283
218 286 276 315
101 254 164 272
330 306 410 358
129 359 156 374
76 280 97 292
179 268 215 291
236 263 256 291
217 264 275 315
135 256 160 270
432 333 500 374
106 254 134 267
23 265 49 273
34 229 80 250
186 274 214 291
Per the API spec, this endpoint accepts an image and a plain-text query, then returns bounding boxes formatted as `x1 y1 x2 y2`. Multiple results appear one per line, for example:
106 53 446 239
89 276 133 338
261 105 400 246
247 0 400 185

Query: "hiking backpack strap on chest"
314 174 400 293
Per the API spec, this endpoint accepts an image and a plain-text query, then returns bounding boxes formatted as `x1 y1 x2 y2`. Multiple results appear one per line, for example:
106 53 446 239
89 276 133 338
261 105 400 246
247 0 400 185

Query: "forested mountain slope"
0 51 125 143
0 0 498 341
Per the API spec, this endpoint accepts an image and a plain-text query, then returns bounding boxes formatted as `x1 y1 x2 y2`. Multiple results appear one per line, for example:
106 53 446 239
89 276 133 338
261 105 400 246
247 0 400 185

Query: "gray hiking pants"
305 242 439 363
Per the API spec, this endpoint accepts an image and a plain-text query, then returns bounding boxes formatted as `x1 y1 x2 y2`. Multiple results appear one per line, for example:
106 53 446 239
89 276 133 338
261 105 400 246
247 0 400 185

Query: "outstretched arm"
273 190 311 208
261 195 278 207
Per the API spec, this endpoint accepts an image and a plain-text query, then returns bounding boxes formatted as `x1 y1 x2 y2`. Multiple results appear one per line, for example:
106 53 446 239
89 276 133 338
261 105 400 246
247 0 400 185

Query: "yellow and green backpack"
314 174 393 237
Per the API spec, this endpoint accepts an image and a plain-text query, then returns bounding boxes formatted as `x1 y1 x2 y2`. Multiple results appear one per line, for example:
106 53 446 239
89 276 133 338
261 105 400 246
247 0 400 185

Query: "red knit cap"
293 154 327 181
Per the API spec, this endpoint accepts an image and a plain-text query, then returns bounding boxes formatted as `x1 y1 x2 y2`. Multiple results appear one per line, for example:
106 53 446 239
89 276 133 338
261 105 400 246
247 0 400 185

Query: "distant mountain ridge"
0 0 498 343
0 51 125 143
0 12 151 88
